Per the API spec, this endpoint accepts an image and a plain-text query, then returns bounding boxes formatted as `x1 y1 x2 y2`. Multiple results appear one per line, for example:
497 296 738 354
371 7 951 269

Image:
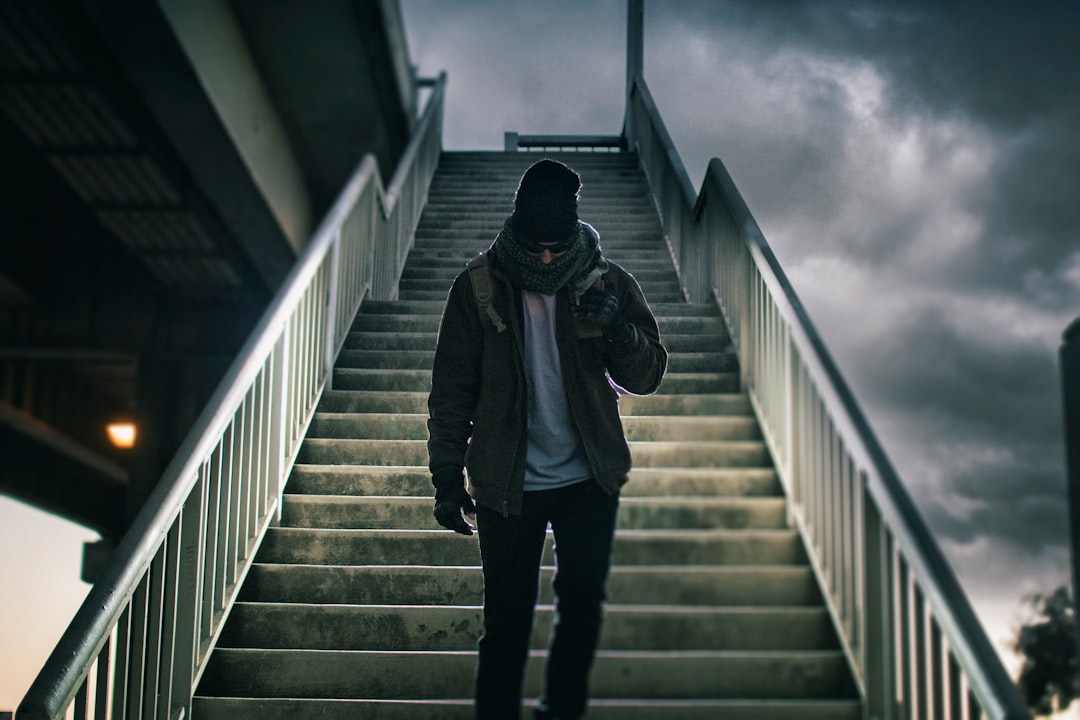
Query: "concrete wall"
158 0 311 254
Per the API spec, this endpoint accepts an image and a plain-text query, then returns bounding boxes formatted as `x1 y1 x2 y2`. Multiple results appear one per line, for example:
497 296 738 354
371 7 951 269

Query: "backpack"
467 252 507 333
466 252 605 339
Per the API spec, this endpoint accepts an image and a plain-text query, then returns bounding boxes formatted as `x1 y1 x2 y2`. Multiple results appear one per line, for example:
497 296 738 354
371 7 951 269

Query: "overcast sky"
401 0 1078 672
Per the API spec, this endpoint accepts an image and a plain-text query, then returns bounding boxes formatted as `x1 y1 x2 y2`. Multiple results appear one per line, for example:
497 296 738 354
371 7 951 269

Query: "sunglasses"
519 233 575 255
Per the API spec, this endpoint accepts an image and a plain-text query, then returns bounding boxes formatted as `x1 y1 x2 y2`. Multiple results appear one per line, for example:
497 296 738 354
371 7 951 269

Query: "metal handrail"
504 132 623 152
624 73 1029 719
16 71 446 720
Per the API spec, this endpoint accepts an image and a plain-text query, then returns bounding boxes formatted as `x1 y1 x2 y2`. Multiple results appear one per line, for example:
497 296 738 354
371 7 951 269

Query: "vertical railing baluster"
914 586 928 720
173 476 202 717
244 383 259 558
931 621 946 720
113 607 131 719
846 455 859 652
325 231 342 387
270 331 290 503
947 650 963 720
143 544 166 720
73 676 88 720
94 639 111 719
228 398 245 592
898 554 912 718
251 369 266 531
157 519 182 720
209 434 229 651
127 579 148 719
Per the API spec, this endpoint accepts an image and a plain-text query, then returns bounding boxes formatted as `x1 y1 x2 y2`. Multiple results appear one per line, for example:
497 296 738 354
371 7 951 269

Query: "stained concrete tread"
195 150 858 717
191 697 861 720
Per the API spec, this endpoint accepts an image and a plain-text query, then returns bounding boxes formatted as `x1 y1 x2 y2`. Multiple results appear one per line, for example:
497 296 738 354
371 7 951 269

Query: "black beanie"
512 159 581 241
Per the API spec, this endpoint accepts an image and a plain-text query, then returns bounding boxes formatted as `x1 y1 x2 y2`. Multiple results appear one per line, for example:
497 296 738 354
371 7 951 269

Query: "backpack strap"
467 252 507 333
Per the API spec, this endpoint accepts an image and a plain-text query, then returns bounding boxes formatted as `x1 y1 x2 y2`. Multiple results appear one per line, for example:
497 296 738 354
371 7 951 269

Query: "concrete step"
305 413 761 443
191 696 862 720
280 495 788 530
617 393 749 416
285 465 782 499
341 331 436 351
399 264 678 284
198 648 855 700
350 314 440 333
317 390 427 414
329 369 430 393
239 564 823 607
396 277 686 299
337 331 726 355
665 352 739 373
656 372 740 394
218 602 836 652
296 437 772 468
255 528 805 566
410 233 667 249
396 287 690 303
416 209 659 226
643 333 731 352
334 349 435 370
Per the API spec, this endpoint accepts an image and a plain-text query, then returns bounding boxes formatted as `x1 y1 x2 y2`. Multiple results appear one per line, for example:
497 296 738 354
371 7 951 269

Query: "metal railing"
624 73 1030 719
16 71 446 720
504 132 623 152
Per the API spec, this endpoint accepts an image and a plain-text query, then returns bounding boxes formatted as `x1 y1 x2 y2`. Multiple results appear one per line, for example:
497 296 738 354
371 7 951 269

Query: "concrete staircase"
193 152 860 718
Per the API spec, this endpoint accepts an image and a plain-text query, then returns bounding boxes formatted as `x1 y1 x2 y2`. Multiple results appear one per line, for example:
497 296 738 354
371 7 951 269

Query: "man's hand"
433 485 477 535
575 287 631 343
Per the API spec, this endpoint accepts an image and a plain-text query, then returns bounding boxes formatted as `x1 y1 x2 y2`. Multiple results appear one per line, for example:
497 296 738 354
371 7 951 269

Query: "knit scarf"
493 218 607 298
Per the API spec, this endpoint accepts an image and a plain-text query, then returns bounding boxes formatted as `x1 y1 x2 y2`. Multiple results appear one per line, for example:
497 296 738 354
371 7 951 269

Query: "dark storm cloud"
848 308 1067 552
864 308 1061 447
923 458 1067 554
647 0 1080 295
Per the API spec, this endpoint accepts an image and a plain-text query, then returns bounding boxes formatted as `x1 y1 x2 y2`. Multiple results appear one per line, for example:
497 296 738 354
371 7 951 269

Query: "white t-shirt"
520 290 593 491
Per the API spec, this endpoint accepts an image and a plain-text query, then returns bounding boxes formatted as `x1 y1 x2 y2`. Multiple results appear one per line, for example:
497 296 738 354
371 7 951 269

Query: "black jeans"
474 480 620 720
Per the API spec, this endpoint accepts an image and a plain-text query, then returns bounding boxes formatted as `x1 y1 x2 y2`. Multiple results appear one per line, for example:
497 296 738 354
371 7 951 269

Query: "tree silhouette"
1014 585 1078 716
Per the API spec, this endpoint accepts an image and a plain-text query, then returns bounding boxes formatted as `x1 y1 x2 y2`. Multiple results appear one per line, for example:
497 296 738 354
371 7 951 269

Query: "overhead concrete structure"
0 0 417 539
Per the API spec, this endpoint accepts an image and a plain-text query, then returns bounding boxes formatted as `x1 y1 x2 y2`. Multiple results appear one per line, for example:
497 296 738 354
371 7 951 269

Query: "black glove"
433 484 477 536
575 287 632 344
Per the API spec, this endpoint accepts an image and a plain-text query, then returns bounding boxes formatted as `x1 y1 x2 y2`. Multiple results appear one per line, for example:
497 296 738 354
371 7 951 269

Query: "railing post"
268 327 290 517
625 0 644 142
1062 317 1080 666
324 230 342 390
863 480 895 720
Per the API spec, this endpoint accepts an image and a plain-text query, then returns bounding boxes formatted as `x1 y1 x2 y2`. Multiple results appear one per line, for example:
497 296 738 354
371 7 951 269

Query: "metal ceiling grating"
0 2 81 75
0 84 139 149
142 255 243 291
97 211 216 253
49 155 182 205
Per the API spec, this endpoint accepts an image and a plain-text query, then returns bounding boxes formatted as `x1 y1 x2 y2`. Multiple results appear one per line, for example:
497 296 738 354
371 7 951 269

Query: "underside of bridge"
0 0 417 543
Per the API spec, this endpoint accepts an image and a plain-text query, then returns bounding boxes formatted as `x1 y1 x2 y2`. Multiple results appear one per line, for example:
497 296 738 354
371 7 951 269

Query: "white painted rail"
16 72 446 720
624 72 1030 720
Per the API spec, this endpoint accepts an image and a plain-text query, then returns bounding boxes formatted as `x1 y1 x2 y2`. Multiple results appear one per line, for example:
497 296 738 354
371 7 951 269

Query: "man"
427 158 667 720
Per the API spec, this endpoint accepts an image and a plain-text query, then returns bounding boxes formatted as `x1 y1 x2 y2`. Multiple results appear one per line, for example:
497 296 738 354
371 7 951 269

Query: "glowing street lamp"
106 421 137 449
